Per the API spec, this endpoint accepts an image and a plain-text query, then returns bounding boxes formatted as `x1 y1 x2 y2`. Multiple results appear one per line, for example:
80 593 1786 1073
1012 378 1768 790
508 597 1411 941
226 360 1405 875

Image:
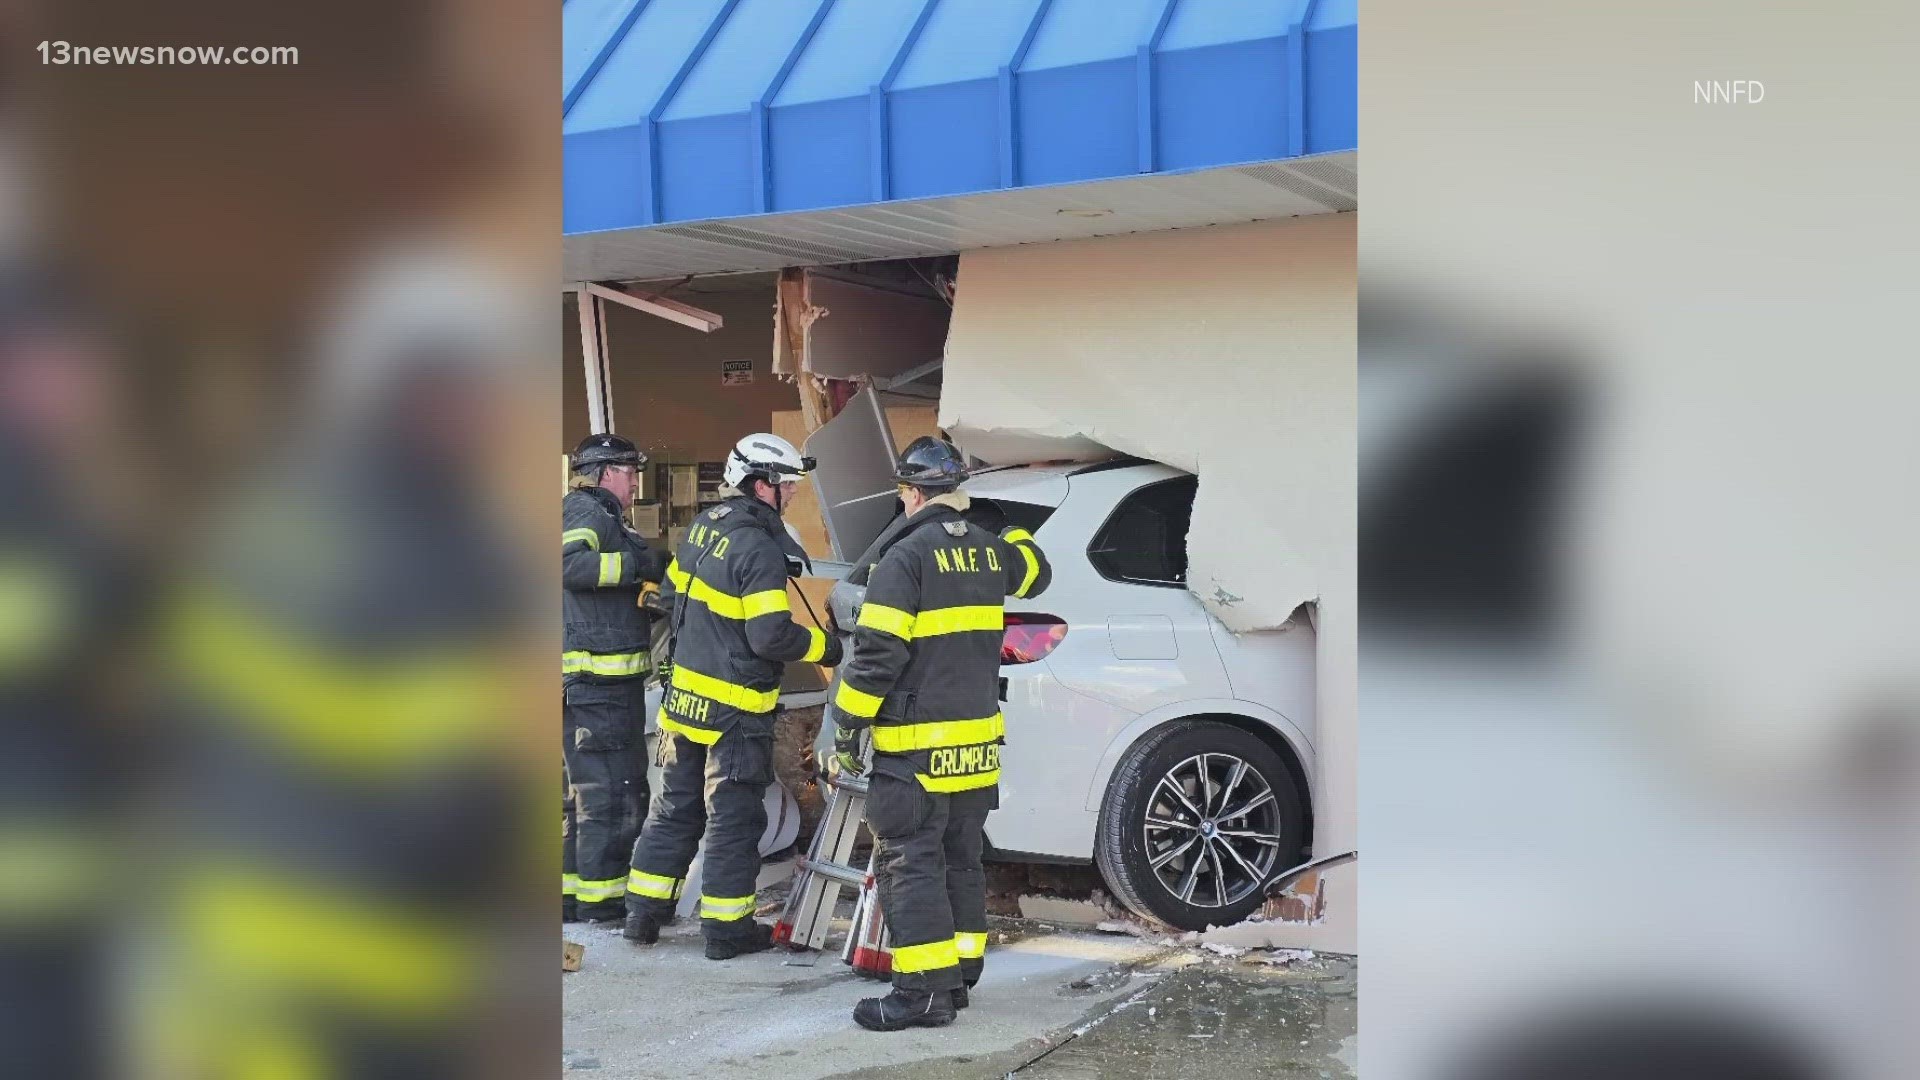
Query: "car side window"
965 497 1056 537
1087 476 1197 587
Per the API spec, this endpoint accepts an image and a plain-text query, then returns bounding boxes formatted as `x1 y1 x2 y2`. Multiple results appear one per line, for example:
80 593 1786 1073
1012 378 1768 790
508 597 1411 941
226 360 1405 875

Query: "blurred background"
1362 4 1918 1079
8 1 1918 1077
1 2 555 1077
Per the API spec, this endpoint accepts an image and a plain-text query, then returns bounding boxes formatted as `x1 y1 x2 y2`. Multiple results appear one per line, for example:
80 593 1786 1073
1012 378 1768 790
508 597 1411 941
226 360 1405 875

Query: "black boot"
950 986 969 1010
853 987 958 1031
704 920 775 960
622 911 660 945
578 901 625 924
562 899 581 924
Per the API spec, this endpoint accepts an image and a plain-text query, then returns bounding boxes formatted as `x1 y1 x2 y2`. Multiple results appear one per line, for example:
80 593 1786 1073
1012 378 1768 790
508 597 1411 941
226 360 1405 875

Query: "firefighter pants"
562 679 649 915
865 770 996 992
626 725 775 942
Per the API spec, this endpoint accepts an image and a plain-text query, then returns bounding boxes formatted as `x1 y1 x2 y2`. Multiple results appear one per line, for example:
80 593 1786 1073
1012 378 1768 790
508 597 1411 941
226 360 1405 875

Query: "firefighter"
563 432 672 922
822 436 1052 1031
624 433 842 959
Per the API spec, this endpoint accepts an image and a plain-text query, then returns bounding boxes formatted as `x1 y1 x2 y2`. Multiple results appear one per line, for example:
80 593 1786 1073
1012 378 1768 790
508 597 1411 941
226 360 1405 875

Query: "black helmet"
894 436 970 490
571 432 645 472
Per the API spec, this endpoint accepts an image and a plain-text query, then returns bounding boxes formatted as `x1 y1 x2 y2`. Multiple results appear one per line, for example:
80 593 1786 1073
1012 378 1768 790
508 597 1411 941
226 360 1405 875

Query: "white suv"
825 457 1318 930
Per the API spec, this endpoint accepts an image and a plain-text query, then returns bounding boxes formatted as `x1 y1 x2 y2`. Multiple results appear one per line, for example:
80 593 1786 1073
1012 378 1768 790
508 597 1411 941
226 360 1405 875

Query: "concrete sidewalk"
562 917 1354 1079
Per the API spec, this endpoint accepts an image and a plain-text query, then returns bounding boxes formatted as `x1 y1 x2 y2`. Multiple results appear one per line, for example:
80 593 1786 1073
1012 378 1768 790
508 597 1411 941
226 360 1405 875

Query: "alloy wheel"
1140 752 1284 908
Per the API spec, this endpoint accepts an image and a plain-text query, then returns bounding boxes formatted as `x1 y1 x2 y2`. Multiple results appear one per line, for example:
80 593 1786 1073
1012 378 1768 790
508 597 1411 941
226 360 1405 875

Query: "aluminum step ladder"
772 739 894 980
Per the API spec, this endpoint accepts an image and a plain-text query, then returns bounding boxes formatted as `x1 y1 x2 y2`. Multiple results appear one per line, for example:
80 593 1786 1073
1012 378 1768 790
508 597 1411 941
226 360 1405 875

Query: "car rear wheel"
1095 720 1306 931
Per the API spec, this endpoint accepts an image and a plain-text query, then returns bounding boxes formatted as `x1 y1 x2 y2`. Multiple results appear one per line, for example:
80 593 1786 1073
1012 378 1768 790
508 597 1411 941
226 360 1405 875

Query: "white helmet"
723 432 813 491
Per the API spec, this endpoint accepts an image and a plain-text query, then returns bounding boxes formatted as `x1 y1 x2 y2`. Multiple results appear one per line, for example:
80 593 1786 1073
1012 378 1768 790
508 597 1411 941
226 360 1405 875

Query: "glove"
819 631 845 668
817 724 864 781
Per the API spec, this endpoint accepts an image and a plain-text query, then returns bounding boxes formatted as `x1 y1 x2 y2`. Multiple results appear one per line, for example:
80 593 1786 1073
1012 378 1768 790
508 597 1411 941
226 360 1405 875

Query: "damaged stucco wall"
940 215 1356 951
941 214 1355 636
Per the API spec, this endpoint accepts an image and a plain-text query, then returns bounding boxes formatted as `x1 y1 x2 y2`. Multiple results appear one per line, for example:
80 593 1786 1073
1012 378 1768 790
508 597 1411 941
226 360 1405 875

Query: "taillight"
1002 613 1067 665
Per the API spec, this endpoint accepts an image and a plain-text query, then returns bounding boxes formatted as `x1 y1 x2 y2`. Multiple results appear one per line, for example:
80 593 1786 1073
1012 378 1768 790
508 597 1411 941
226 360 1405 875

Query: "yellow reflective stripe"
628 869 683 901
890 937 960 974
1002 529 1034 545
801 626 828 663
597 551 623 586
563 874 580 897
688 578 745 619
870 714 1004 753
574 876 626 903
563 528 601 550
671 666 778 713
856 603 916 640
835 680 884 719
171 590 507 767
741 589 790 619
665 559 690 592
658 714 722 745
183 868 469 1013
955 931 988 959
698 894 756 921
561 650 648 677
918 769 1000 793
912 605 1002 637
1010 539 1041 598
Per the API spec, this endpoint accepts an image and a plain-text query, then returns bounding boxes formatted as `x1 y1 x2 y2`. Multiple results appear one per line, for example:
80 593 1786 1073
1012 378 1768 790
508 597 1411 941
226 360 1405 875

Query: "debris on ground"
563 940 584 972
1093 917 1173 942
1248 948 1317 966
1017 893 1107 926
1003 953 1357 1078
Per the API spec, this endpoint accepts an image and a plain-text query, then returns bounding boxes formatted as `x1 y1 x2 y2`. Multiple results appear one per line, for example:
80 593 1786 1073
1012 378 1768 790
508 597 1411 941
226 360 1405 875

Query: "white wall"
940 215 1356 951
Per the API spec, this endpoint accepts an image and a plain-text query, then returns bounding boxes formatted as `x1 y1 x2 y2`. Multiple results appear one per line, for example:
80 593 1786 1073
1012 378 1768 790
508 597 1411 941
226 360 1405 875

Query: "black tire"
1094 720 1307 931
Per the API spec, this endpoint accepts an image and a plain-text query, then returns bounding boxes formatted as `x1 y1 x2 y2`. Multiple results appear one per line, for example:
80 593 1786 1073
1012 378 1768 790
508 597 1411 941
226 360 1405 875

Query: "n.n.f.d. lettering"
932 547 981 574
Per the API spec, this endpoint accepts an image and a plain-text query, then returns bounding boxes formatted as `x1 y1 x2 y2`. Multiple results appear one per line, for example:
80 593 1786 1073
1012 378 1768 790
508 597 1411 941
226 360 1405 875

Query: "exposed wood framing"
576 287 613 433
777 267 832 433
584 280 724 333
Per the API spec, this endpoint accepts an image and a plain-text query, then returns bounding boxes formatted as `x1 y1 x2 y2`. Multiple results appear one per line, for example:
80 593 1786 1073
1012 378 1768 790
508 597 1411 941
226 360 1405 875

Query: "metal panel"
1017 0 1162 72
566 0 730 134
565 0 650 115
1161 0 1292 51
891 0 1044 91
565 0 1354 235
803 388 902 563
772 0 924 107
660 0 817 120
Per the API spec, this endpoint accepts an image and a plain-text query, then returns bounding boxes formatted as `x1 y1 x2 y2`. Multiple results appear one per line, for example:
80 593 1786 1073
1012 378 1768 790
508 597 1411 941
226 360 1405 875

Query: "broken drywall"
939 215 1356 637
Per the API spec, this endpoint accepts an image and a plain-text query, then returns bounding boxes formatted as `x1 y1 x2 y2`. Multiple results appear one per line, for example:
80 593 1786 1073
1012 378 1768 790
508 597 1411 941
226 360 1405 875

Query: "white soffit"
564 152 1357 283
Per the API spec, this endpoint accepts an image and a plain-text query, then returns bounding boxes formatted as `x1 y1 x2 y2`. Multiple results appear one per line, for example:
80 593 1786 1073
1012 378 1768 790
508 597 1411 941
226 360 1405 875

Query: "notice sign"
721 359 753 386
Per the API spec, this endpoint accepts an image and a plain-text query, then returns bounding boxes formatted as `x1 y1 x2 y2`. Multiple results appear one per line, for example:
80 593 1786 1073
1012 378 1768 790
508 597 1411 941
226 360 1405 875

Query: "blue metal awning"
564 0 1357 237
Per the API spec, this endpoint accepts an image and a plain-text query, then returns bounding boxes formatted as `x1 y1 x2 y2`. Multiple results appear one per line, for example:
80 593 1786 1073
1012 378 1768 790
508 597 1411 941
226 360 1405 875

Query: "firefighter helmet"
894 436 970 490
571 432 645 472
723 433 814 490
